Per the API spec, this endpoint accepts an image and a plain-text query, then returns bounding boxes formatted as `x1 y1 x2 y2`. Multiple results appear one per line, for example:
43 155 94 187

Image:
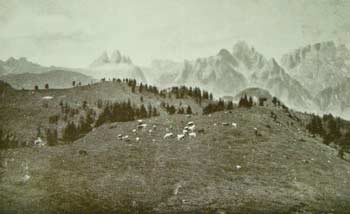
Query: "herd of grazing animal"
32 113 260 146
118 120 249 142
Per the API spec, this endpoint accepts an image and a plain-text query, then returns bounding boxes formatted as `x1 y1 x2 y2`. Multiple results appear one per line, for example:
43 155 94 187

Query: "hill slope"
0 70 94 89
1 106 350 213
0 81 204 143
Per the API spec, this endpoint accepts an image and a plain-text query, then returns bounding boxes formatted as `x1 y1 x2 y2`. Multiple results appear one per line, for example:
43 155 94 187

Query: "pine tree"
147 103 153 118
227 101 234 110
63 122 78 142
152 107 158 117
248 96 253 107
46 129 58 146
177 107 185 114
272 97 278 106
139 83 143 93
140 104 148 118
186 106 193 114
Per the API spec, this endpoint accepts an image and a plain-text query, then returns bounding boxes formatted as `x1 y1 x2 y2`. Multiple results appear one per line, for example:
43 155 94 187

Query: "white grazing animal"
174 183 182 195
187 121 194 126
22 174 31 183
232 122 237 128
177 134 185 141
182 129 189 135
122 135 129 141
136 137 140 142
132 129 137 133
137 124 147 129
236 165 241 170
42 96 53 100
163 133 174 139
34 137 43 145
188 125 196 132
189 132 197 138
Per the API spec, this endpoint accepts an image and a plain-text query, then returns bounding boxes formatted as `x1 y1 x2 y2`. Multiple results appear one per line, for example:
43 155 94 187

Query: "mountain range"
144 41 350 116
2 41 350 118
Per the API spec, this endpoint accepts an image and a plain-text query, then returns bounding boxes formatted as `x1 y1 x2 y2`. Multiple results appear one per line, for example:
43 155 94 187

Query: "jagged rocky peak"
5 57 18 66
110 50 132 64
280 41 345 70
261 58 283 74
110 50 121 63
232 41 251 54
232 41 267 70
90 50 132 67
267 58 280 69
217 48 238 66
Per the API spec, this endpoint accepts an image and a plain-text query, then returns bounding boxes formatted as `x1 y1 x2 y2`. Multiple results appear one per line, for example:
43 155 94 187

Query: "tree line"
0 128 21 149
95 100 159 127
202 99 234 115
160 102 193 115
306 113 350 159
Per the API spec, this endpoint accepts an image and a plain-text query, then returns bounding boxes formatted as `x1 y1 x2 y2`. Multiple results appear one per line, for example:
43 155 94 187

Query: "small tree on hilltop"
46 128 58 146
186 105 193 114
139 83 143 93
227 101 234 110
248 96 253 107
272 97 278 106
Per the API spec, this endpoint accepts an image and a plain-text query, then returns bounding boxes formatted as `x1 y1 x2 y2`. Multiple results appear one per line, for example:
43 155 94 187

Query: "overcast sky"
0 0 350 67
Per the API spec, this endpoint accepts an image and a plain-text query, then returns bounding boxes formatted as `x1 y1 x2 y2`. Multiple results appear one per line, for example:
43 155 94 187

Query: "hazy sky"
1 0 350 67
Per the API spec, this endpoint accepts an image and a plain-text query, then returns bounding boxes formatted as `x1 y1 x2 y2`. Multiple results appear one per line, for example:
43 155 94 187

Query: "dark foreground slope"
1 107 350 213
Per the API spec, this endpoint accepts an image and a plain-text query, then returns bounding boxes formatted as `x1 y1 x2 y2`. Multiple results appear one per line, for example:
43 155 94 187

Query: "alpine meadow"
1 0 350 213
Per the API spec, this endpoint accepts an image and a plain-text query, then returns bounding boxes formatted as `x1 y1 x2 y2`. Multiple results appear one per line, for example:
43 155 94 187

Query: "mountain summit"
87 50 146 82
90 50 132 68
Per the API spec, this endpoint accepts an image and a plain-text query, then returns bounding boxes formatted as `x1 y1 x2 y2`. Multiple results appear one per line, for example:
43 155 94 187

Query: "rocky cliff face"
280 41 350 95
250 58 316 111
317 78 350 119
175 48 248 96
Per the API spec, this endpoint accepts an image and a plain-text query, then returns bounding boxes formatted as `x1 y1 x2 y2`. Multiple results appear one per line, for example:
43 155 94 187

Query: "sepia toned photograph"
1 0 350 213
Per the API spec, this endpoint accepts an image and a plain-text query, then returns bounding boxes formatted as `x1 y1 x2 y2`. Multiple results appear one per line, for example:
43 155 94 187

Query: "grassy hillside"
1 105 350 213
0 80 205 144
